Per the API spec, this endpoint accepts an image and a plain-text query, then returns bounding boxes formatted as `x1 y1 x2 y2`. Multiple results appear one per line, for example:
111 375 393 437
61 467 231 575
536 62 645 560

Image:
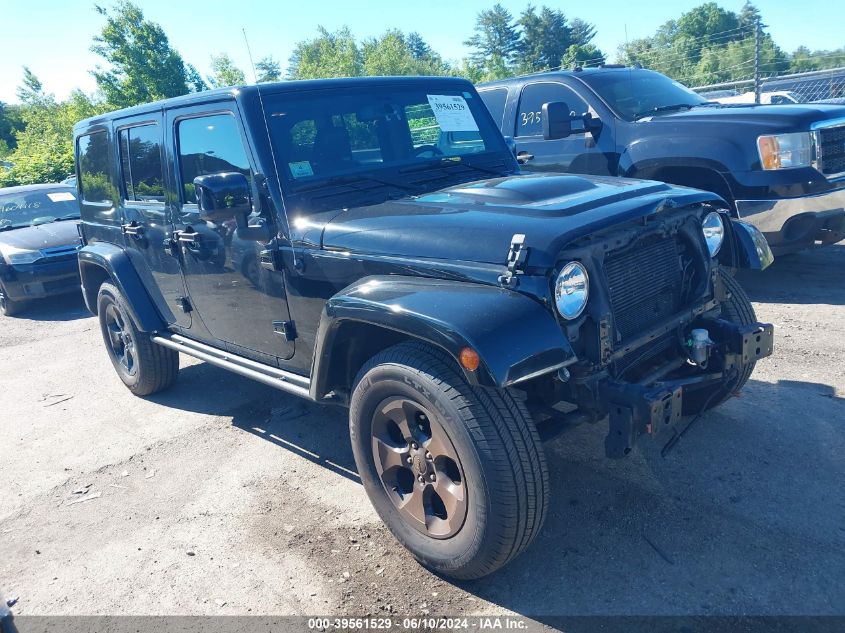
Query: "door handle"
517 151 535 164
175 230 201 245
121 222 144 237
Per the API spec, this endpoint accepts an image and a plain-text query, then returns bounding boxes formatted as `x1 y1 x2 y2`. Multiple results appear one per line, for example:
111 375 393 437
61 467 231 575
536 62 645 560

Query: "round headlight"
555 261 589 320
702 211 725 257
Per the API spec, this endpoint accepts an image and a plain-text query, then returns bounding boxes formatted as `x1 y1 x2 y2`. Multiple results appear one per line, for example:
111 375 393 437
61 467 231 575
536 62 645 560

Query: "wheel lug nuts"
411 443 418 450
429 474 436 481
425 452 432 460
417 475 424 483
406 457 413 464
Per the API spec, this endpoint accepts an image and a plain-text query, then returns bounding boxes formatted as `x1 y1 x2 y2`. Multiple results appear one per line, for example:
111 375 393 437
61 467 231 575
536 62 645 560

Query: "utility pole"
754 17 762 104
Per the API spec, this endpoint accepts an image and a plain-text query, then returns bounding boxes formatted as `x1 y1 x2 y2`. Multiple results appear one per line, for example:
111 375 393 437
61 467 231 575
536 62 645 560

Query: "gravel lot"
1 244 843 624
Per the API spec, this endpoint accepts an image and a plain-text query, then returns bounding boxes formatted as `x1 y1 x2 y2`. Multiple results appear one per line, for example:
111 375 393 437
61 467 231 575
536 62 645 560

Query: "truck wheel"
96 282 179 396
682 268 757 414
349 341 549 579
0 284 24 316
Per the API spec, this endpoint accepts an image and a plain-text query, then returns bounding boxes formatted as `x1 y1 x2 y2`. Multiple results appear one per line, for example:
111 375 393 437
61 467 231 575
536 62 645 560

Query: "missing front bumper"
599 320 774 458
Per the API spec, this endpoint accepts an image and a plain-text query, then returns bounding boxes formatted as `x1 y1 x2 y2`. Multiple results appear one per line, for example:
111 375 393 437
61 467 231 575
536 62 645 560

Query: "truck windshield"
581 70 709 121
0 188 80 230
263 84 514 211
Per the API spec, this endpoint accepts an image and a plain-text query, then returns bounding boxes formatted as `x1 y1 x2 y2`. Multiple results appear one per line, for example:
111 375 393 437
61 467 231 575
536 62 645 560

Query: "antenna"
242 27 258 83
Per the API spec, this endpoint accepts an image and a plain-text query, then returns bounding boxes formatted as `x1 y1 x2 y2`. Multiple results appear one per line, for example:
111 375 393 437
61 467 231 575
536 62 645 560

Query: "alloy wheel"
371 397 468 538
104 302 137 376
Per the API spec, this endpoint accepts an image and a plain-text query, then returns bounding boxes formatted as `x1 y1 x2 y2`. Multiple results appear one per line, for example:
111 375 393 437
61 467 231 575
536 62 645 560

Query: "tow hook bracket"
601 381 683 458
707 319 774 363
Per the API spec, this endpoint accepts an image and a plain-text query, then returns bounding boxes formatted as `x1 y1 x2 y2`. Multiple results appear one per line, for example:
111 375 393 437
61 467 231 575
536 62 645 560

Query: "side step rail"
151 333 312 399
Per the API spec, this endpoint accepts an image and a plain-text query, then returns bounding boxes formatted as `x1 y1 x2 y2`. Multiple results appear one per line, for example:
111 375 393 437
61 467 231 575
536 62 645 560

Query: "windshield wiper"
293 173 421 195
634 103 699 120
54 214 81 222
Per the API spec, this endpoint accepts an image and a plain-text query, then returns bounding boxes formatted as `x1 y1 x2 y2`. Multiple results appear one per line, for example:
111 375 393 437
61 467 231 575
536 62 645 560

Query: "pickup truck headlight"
702 211 725 257
555 261 589 320
757 132 813 170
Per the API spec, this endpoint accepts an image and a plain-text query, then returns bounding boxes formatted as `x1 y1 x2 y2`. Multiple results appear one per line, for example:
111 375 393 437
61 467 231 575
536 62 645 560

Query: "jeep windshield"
580 69 709 121
264 84 516 211
0 188 80 230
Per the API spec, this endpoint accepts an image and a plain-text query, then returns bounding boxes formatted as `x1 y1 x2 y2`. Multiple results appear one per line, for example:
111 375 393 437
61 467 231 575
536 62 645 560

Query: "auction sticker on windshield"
426 95 479 132
47 191 76 202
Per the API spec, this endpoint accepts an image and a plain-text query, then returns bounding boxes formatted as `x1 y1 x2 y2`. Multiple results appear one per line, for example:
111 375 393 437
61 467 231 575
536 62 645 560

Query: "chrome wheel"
371 397 467 539
104 302 137 376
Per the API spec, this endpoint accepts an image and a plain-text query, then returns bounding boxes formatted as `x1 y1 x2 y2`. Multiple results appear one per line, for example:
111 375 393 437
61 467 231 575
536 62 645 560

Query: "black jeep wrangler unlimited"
74 77 773 579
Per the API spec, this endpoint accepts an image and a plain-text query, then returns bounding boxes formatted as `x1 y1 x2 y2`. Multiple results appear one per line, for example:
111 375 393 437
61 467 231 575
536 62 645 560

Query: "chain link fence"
691 67 845 104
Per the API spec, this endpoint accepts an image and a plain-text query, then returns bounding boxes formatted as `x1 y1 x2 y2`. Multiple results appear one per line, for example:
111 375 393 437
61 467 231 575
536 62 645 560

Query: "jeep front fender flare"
310 275 576 398
78 242 166 332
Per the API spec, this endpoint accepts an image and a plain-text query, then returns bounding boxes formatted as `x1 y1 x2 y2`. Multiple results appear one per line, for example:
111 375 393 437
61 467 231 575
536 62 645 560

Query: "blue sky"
2 0 841 103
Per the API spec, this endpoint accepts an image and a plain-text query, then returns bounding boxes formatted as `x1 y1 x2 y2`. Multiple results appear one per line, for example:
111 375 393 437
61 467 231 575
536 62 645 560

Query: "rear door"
166 104 295 363
512 81 616 175
115 113 191 329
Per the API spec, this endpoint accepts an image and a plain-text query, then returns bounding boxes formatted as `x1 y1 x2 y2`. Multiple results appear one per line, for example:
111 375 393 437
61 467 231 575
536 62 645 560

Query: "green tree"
16 67 47 105
362 30 450 76
0 75 107 187
561 44 606 69
208 53 246 88
518 5 572 72
288 26 362 79
464 4 521 69
0 102 24 158
91 1 201 108
255 56 282 82
569 18 598 47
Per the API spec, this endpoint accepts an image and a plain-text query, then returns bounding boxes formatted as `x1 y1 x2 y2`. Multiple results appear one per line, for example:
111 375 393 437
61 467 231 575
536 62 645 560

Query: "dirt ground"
1 244 843 625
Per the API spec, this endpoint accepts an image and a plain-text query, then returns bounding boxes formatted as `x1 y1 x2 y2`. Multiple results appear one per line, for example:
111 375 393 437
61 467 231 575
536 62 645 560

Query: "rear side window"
478 88 508 129
515 83 589 137
177 114 251 204
77 131 111 203
118 124 165 203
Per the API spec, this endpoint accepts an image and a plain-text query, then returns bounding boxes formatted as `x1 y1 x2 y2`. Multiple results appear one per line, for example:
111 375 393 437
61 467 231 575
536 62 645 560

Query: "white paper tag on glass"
289 161 314 178
47 191 76 202
426 95 479 132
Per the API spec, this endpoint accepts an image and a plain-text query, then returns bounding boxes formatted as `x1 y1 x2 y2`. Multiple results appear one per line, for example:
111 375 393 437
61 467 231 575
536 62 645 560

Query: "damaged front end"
521 203 774 457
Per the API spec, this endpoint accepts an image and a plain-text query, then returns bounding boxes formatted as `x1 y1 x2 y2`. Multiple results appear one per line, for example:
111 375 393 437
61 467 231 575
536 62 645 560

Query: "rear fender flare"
78 242 166 332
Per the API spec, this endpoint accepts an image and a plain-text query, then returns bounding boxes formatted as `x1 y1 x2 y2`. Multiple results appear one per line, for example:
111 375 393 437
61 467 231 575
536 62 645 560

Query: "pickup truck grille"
605 235 683 340
817 125 845 177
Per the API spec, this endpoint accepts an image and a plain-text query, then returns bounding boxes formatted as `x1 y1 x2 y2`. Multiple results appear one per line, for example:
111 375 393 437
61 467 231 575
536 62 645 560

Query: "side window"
77 131 112 203
478 88 508 129
177 114 250 204
118 124 165 203
515 83 590 138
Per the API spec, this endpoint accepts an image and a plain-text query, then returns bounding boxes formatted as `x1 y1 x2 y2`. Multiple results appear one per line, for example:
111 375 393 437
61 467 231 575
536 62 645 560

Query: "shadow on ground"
7 292 90 322
151 357 845 617
737 242 845 306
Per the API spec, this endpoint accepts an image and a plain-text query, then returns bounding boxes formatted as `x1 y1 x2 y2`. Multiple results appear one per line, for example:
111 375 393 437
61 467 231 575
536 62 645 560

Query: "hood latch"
498 233 528 288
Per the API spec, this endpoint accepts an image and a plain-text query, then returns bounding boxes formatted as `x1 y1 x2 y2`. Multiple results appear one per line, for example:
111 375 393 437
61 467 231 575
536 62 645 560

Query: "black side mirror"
542 102 572 140
194 172 252 224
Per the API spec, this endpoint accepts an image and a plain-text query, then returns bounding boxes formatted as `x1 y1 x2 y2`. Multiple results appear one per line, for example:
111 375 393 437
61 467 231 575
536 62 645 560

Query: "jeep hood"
319 173 718 269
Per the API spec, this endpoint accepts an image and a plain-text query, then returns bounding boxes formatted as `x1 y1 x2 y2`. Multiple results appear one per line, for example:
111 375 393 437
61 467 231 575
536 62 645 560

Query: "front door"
115 116 192 329
167 106 294 362
513 81 616 176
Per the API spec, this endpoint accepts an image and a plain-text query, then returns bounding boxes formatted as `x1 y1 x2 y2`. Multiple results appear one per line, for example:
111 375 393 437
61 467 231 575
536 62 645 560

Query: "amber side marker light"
459 347 481 372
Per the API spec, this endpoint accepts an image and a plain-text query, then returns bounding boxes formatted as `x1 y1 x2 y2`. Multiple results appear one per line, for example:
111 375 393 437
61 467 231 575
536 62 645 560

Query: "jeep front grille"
604 235 683 341
817 125 845 177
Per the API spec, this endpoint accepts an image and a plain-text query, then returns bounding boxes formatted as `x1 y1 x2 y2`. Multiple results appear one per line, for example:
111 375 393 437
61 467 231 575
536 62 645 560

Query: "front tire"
349 341 549 580
682 268 757 414
0 283 24 316
97 282 179 396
